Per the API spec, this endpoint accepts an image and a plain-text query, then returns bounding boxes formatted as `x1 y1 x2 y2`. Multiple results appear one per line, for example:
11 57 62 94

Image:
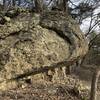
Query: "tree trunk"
63 0 67 12
3 0 6 8
34 0 43 13
90 68 100 100
57 0 68 13
18 0 21 6
12 0 15 6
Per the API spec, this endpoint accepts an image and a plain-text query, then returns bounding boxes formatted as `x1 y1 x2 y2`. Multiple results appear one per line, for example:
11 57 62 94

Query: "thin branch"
89 33 100 49
47 0 53 6
85 20 100 37
86 12 94 36
69 0 78 7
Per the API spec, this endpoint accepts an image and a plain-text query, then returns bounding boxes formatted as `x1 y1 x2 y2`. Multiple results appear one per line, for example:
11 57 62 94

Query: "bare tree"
90 67 100 100
63 0 68 12
34 0 44 13
3 0 6 7
18 0 21 6
56 0 68 12
12 0 16 6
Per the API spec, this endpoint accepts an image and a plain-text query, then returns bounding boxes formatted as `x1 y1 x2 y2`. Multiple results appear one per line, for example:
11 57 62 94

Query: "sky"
80 7 100 33
70 0 100 33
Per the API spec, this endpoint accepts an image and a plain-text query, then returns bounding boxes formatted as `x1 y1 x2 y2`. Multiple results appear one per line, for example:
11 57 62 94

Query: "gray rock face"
0 10 88 90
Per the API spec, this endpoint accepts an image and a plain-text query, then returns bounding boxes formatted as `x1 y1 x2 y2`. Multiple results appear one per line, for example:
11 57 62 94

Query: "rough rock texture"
0 10 88 90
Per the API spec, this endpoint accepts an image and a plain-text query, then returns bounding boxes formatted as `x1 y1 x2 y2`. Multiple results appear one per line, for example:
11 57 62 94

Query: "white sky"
80 7 100 33
70 0 100 33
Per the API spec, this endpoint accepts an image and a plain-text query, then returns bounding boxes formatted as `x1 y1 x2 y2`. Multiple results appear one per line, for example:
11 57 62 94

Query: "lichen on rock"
0 9 88 90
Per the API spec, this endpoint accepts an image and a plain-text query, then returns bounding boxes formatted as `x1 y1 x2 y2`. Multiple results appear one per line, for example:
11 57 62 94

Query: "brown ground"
0 81 82 100
0 65 100 100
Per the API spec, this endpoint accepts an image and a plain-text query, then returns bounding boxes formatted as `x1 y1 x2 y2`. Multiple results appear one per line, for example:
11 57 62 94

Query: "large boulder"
0 10 88 90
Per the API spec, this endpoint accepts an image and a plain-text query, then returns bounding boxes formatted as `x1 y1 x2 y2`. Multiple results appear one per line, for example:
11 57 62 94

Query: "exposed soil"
0 81 82 100
0 65 98 100
0 64 100 100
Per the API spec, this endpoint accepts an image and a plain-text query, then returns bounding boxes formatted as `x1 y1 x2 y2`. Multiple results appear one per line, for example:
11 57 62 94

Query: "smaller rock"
4 16 11 22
